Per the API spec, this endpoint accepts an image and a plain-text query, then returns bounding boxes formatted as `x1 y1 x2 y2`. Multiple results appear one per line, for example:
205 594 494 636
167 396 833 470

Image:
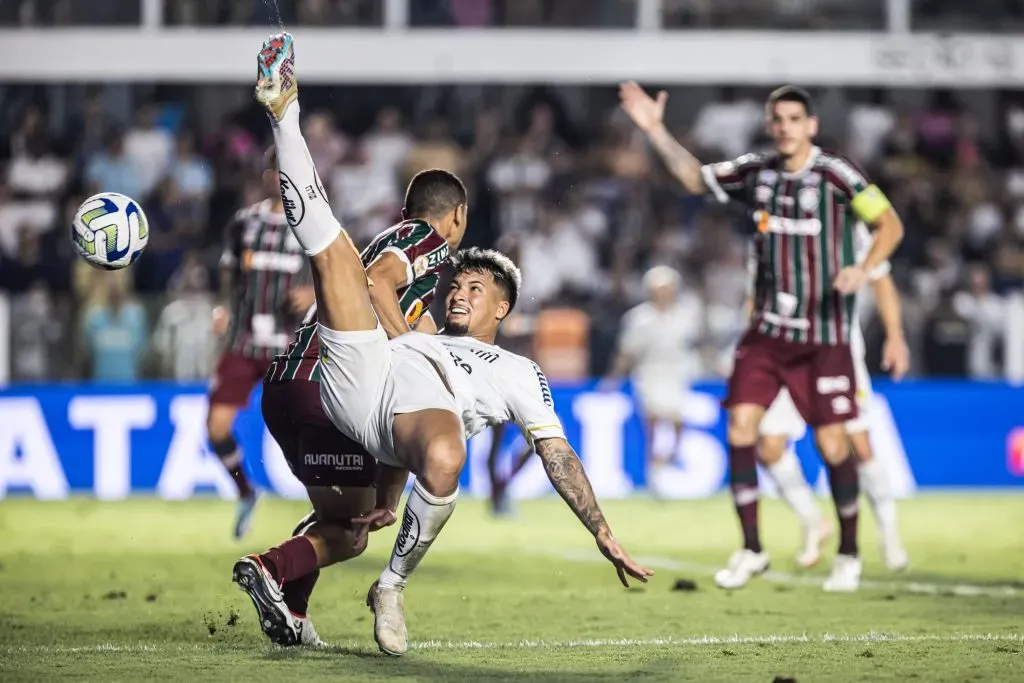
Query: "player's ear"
495 300 510 322
808 115 819 137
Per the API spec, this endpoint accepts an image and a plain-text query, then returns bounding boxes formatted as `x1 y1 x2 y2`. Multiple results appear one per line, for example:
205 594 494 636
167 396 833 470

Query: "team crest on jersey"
757 169 778 185
413 255 429 278
755 185 774 204
798 187 820 212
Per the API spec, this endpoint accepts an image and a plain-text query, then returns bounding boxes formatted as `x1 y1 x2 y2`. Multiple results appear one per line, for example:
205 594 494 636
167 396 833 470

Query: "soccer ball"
71 192 149 270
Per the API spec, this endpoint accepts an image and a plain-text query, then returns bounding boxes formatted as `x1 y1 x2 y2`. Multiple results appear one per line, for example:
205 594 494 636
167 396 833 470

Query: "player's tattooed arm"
534 437 609 537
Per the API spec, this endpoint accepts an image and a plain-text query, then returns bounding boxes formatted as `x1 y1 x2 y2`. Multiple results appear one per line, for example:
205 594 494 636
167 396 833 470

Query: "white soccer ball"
71 192 149 270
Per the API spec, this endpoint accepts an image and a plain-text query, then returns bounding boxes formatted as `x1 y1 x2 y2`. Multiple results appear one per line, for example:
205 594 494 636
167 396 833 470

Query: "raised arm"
618 82 707 195
365 251 414 339
534 437 653 586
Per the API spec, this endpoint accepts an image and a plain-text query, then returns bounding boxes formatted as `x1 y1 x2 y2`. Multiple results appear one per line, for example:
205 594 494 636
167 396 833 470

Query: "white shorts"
316 324 458 468
759 349 873 439
635 381 687 422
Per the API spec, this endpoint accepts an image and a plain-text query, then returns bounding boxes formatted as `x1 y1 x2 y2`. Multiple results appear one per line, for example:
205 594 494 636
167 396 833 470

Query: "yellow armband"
850 184 892 224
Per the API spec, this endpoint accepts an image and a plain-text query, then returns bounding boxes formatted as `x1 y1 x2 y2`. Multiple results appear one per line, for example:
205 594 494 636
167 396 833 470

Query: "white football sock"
766 450 821 530
270 103 342 256
378 480 458 590
858 457 899 540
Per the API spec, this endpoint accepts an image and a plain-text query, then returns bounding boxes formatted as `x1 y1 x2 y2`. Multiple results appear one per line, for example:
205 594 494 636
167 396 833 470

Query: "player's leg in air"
845 362 908 571
757 390 831 568
256 32 469 656
206 382 259 539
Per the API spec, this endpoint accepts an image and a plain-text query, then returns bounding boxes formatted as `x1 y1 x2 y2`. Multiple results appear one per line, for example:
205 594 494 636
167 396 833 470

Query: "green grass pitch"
1 494 1022 681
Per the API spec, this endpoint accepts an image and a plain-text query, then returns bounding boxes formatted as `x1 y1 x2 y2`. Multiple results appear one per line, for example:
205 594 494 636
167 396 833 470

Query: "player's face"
444 269 509 337
768 101 818 158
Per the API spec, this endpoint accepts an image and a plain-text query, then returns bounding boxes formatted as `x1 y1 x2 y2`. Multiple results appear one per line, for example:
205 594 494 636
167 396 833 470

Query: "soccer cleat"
795 518 833 569
233 491 260 540
255 32 298 123
232 555 304 646
823 553 862 592
366 580 408 656
882 538 909 572
294 615 326 648
714 549 770 589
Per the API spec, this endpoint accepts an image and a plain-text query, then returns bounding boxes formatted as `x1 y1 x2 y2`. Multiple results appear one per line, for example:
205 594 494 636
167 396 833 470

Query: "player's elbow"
874 209 904 244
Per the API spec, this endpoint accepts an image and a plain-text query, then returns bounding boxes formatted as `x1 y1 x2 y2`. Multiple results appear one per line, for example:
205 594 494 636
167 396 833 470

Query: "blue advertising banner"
0 381 1021 499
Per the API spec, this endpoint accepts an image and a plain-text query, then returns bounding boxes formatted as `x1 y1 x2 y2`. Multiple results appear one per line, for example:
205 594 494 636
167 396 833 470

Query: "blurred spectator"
171 132 214 204
151 254 216 381
303 110 350 180
487 135 551 239
81 274 147 382
847 88 895 166
923 289 971 377
953 264 1006 379
137 178 203 291
123 102 174 197
361 107 413 184
691 87 762 159
10 281 61 382
404 118 465 188
85 130 145 199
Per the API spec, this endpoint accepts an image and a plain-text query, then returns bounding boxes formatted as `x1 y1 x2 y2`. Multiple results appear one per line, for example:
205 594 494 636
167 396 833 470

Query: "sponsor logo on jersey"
532 362 553 407
754 211 822 236
303 452 364 470
279 172 306 227
817 375 852 395
755 185 774 204
242 250 305 273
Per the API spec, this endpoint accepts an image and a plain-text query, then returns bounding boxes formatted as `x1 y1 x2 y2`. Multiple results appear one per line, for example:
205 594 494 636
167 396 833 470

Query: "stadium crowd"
0 2 1021 384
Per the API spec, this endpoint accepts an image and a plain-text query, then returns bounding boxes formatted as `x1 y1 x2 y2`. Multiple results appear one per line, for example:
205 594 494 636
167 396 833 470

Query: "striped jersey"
265 218 449 383
702 145 892 346
219 199 310 361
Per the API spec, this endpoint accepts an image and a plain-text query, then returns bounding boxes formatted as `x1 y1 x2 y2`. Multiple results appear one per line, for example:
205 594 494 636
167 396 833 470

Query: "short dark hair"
767 85 815 116
451 247 522 312
403 169 467 219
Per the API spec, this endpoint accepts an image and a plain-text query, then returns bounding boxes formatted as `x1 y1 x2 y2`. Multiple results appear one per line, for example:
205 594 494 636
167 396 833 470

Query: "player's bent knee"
727 405 763 447
207 405 238 442
814 424 849 465
758 435 788 465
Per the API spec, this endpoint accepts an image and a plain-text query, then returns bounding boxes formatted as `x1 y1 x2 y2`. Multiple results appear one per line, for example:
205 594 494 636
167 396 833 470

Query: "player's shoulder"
815 149 869 183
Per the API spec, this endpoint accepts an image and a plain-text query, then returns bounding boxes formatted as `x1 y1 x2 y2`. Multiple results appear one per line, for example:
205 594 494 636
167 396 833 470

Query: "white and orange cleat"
255 32 298 123
795 517 833 569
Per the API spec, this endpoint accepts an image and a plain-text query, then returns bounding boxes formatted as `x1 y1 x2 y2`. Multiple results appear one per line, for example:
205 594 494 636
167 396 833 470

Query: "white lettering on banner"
157 395 236 500
68 396 156 501
572 392 635 498
874 35 1015 85
262 427 307 500
646 392 728 500
0 397 68 499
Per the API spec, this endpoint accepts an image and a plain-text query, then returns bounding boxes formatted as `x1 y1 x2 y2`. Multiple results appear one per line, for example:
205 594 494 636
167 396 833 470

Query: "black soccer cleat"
232 555 302 646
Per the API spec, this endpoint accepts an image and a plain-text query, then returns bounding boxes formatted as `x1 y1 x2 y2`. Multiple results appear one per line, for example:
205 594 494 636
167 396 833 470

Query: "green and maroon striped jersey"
219 199 311 362
702 146 887 346
265 219 449 383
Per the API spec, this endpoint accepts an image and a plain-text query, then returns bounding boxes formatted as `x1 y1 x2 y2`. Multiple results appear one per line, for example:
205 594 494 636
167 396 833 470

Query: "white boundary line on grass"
549 549 1023 598
2 633 1022 655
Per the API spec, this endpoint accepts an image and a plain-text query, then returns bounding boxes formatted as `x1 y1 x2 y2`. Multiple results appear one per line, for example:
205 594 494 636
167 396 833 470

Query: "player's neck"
780 145 814 173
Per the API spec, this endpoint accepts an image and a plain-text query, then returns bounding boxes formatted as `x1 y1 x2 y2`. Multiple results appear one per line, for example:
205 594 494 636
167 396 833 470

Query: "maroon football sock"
729 444 762 553
827 458 860 556
282 569 319 617
260 536 319 584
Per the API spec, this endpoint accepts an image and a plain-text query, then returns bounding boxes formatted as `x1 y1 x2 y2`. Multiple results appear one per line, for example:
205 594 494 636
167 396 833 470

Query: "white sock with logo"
378 480 458 590
269 103 342 256
766 449 821 530
858 457 899 540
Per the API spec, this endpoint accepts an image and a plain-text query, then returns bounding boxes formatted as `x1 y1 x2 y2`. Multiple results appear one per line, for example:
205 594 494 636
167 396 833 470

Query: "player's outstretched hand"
595 529 654 587
882 334 910 381
353 507 398 533
833 265 868 295
619 81 668 134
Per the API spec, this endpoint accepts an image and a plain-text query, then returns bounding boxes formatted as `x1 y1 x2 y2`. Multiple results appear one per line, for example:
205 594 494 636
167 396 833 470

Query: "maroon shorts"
725 331 858 428
209 352 270 407
262 379 377 488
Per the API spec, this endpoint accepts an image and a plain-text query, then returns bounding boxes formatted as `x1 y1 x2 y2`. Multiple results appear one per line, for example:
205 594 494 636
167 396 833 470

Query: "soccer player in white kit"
604 265 704 473
739 223 910 587
254 32 652 656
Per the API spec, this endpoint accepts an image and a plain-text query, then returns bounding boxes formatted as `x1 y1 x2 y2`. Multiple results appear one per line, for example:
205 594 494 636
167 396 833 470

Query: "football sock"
378 480 458 590
859 457 899 540
766 449 821 531
269 103 342 256
260 536 319 584
729 444 762 553
282 570 319 617
210 438 254 498
827 458 860 556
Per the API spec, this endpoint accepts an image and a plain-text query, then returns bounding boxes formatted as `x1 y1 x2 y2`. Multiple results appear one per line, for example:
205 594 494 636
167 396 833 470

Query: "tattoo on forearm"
537 440 608 537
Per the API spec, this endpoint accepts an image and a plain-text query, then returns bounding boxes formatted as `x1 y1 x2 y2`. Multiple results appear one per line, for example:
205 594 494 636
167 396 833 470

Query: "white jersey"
619 297 703 388
391 332 566 446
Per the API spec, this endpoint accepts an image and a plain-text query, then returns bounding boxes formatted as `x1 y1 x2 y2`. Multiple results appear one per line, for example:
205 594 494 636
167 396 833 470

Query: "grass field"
1 494 1022 682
